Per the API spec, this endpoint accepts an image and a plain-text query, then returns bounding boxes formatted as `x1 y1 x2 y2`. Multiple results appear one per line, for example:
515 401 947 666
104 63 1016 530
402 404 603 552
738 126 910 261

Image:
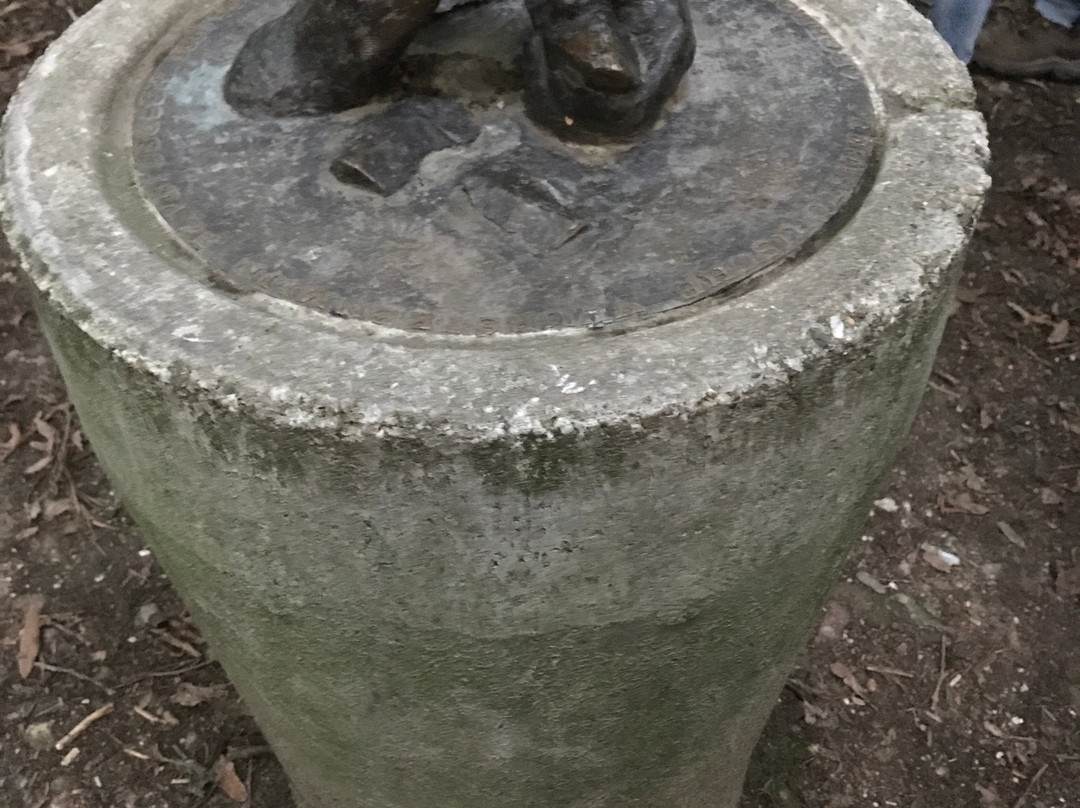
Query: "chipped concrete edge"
0 0 989 440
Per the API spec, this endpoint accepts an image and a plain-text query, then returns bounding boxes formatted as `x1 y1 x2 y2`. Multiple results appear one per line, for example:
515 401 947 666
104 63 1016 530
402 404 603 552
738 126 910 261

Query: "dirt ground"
1 1 1078 807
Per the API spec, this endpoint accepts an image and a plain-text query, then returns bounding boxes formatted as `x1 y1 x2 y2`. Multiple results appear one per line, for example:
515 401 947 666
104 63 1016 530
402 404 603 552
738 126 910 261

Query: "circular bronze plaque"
131 0 878 335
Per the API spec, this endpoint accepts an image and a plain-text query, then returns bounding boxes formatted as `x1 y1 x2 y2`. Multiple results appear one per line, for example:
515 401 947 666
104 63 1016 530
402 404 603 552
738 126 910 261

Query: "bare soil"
1 2 1078 807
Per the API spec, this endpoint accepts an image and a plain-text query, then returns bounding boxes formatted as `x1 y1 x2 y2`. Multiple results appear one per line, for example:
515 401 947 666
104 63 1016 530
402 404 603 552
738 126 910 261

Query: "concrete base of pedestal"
2 0 987 804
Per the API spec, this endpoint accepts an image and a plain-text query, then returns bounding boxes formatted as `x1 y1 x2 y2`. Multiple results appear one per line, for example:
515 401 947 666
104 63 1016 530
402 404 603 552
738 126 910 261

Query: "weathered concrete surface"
1 0 988 804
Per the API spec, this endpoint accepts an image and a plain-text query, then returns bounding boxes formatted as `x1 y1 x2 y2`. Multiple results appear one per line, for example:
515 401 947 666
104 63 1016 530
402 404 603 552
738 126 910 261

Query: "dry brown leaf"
939 492 989 515
801 699 829 725
43 498 75 520
828 661 868 698
1048 319 1070 344
0 3 26 22
0 423 19 461
0 31 53 59
159 710 180 726
1053 563 1080 599
171 682 229 707
923 547 954 573
1040 487 1064 505
975 783 1002 806
829 661 852 679
16 594 45 679
216 757 248 802
0 42 31 59
23 414 58 475
960 463 987 492
1007 301 1054 326
996 521 1026 548
815 601 850 643
954 286 986 304
31 414 57 449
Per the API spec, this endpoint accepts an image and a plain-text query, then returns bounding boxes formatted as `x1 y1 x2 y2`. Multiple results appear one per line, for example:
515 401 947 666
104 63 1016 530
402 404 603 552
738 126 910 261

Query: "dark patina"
224 0 695 142
130 0 878 335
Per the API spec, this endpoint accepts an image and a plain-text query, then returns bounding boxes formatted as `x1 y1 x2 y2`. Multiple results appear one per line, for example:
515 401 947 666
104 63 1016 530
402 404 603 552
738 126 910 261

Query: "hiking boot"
973 0 1080 80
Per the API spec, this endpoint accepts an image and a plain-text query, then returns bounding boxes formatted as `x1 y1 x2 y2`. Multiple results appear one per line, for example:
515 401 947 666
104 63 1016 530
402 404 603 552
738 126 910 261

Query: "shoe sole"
973 52 1080 80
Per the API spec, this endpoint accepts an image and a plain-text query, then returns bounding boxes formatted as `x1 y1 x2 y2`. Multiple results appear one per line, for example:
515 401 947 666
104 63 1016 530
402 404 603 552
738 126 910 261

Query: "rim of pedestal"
1 0 988 440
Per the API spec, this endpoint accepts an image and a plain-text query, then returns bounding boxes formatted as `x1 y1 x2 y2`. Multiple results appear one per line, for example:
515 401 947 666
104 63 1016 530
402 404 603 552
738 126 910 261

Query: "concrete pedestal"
1 0 987 804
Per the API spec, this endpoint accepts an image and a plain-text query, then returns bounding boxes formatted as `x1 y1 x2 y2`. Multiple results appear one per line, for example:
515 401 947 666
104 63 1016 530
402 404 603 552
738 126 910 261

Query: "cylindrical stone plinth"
1 0 987 804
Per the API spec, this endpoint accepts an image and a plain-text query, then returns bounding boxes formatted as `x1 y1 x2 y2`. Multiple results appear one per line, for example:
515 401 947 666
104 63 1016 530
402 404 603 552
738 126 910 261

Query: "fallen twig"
865 664 915 679
956 645 1005 685
55 703 114 751
62 468 115 555
1011 763 1049 808
929 635 949 717
40 615 90 646
0 422 22 462
46 403 73 488
0 3 26 21
928 381 960 400
35 661 115 695
121 659 216 686
133 705 166 724
227 746 271 762
151 628 203 659
59 747 80 767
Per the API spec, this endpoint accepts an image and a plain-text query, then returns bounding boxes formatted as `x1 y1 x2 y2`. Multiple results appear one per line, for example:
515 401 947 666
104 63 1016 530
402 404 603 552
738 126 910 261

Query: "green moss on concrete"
466 428 629 496
22 243 968 807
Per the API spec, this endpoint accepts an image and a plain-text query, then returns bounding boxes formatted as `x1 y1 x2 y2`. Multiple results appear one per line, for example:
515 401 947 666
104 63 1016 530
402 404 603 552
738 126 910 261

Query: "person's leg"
930 0 994 62
1035 0 1080 27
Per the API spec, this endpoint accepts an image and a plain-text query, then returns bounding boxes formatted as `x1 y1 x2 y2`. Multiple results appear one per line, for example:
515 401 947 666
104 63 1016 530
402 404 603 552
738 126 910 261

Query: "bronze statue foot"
522 0 695 141
224 0 694 140
224 0 438 117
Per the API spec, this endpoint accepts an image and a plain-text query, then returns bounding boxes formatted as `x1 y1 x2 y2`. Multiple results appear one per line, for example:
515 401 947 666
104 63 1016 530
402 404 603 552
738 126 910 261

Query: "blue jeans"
931 0 1080 64
1036 0 1080 26
931 0 993 62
